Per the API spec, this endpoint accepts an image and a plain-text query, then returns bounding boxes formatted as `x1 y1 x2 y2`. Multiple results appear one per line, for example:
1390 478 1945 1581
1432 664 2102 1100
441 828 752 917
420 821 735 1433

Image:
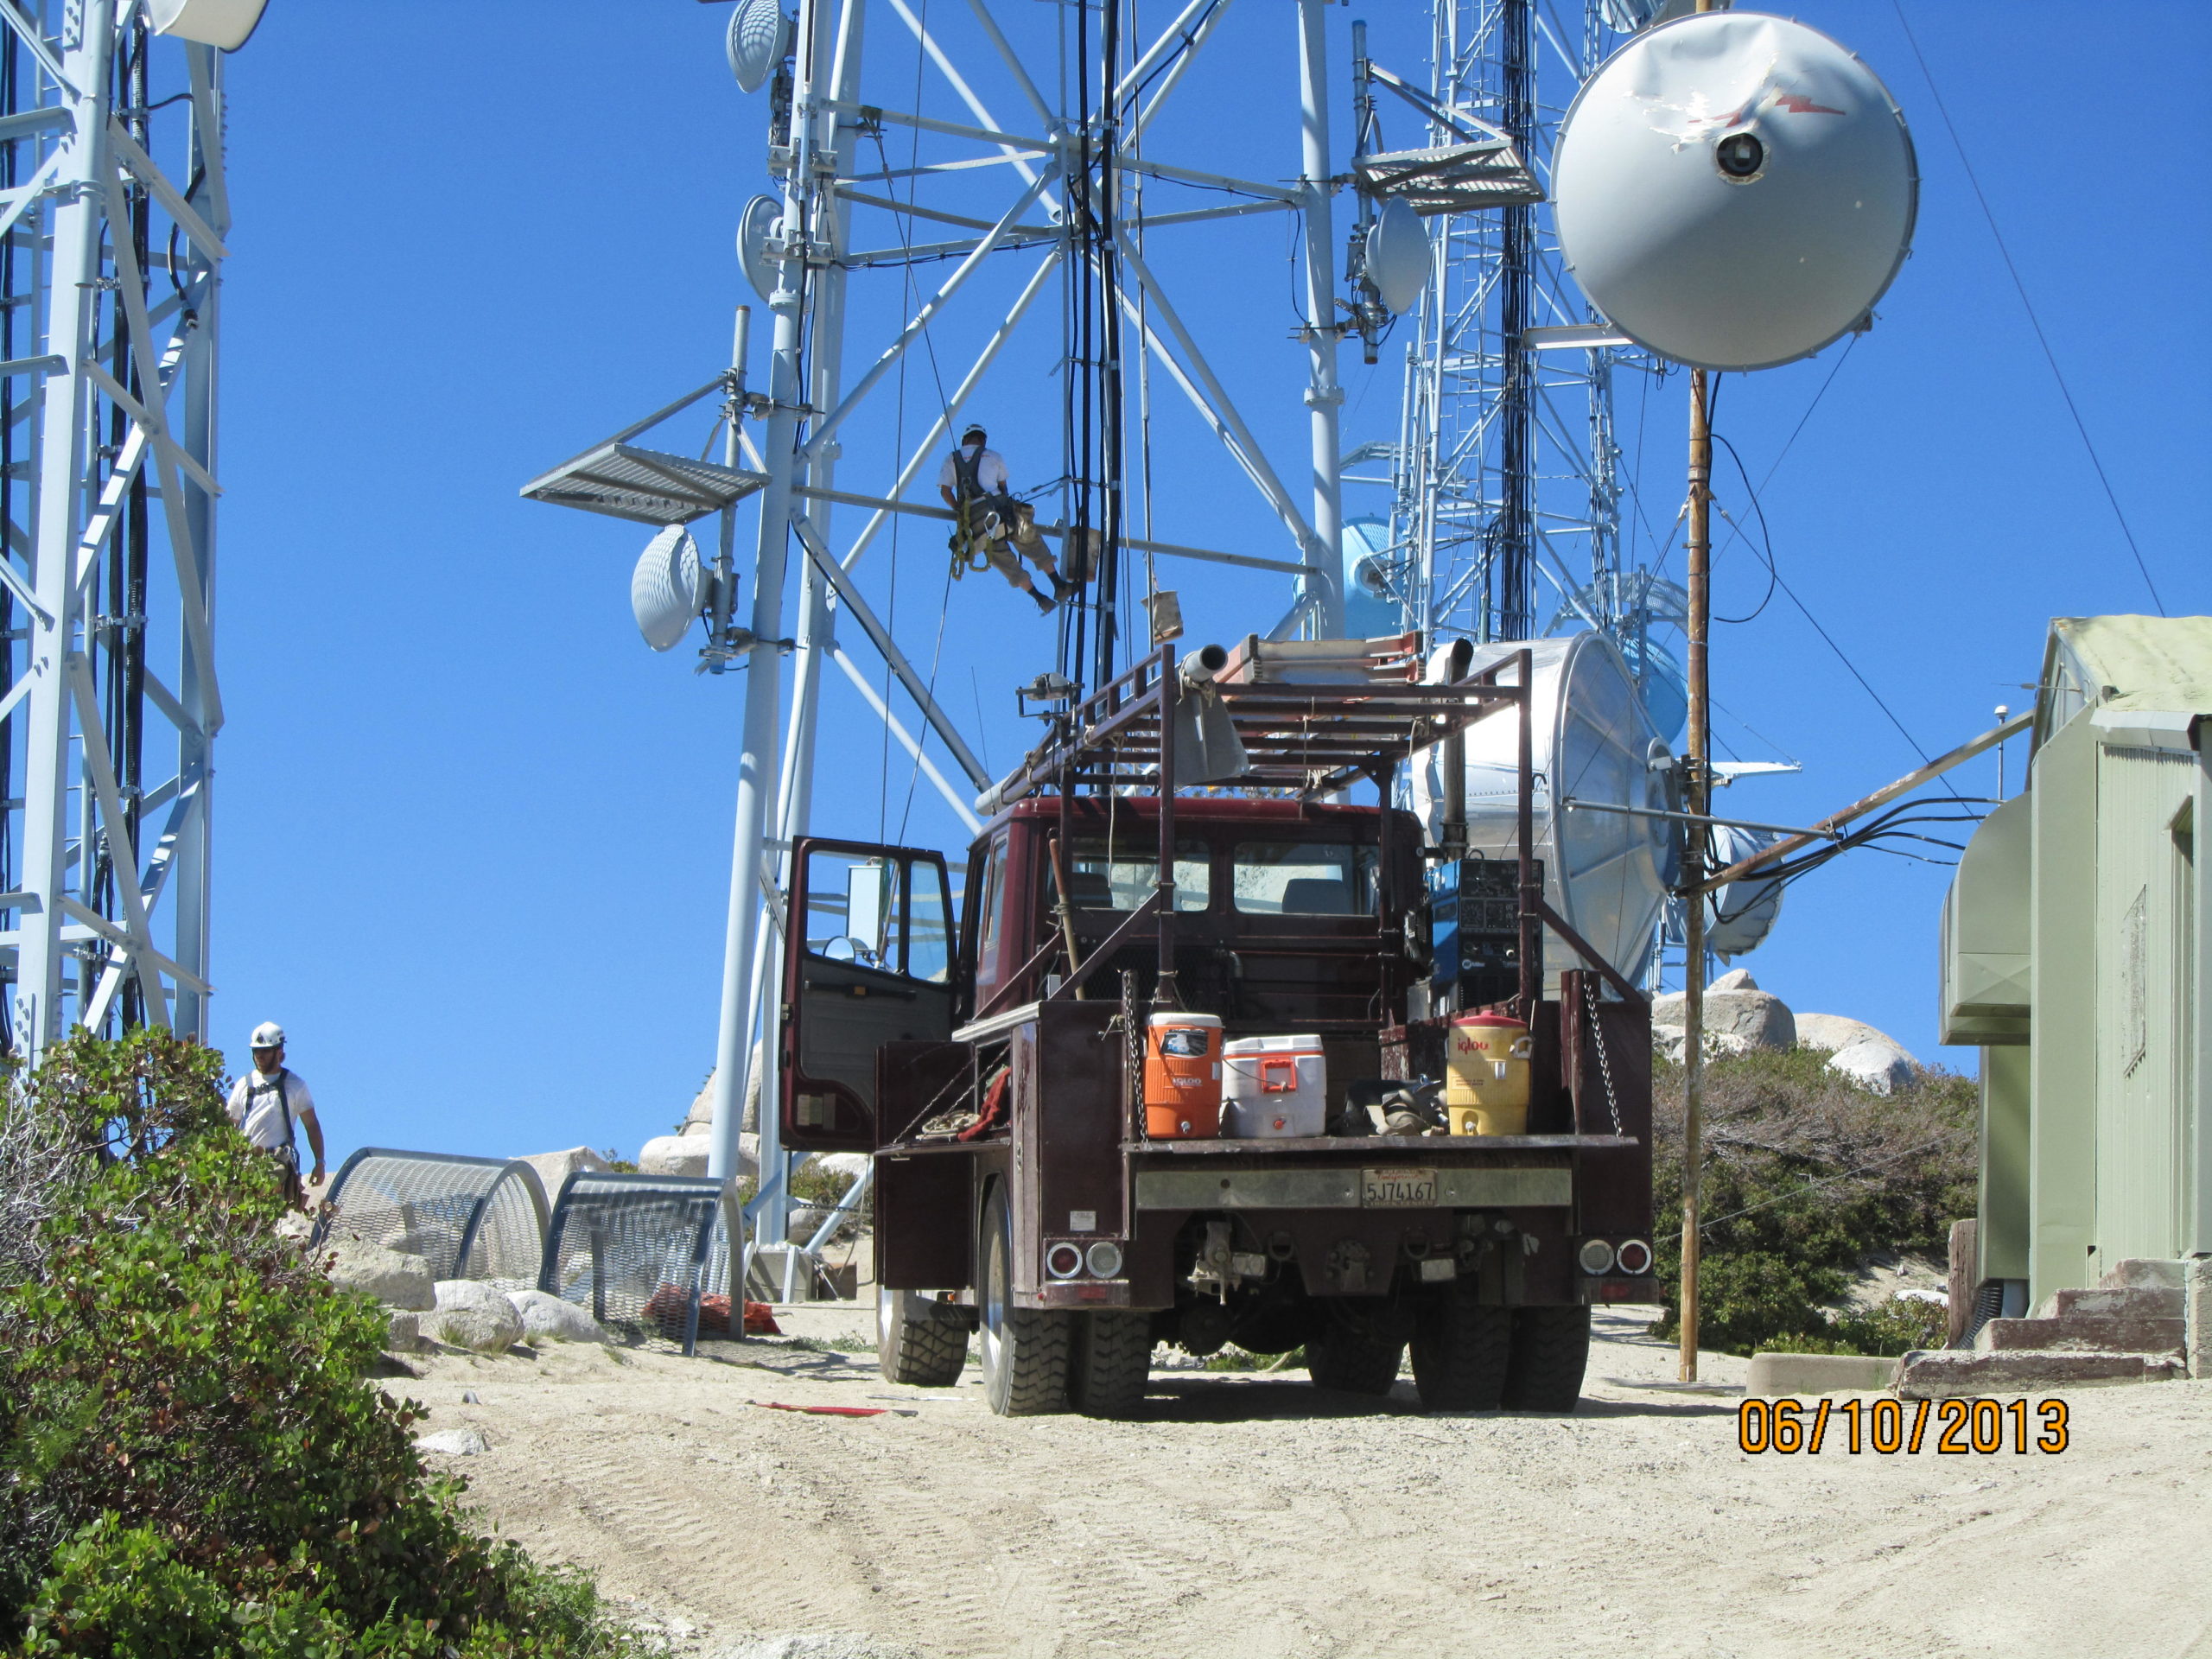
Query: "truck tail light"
1577 1238 1617 1275
1085 1241 1123 1278
1046 1242 1084 1279
1616 1238 1653 1275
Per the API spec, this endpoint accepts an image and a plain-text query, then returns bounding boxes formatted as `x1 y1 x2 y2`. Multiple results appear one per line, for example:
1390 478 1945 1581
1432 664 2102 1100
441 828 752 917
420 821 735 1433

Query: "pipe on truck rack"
1179 641 1229 688
1156 644 1180 1004
1515 648 1536 1019
1426 639 1473 856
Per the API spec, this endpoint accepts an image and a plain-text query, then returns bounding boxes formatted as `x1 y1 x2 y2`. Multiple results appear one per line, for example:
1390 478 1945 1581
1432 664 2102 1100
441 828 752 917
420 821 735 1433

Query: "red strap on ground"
749 1400 889 1417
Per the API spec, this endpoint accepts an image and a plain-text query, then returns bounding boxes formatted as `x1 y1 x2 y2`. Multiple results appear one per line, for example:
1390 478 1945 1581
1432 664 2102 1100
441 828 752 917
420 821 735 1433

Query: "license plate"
1361 1166 1438 1207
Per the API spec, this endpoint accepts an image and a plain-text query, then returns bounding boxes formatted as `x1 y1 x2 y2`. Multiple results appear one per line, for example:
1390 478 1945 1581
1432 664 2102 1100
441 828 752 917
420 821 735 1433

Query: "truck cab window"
1056 836 1211 912
806 854 904 969
907 861 953 984
976 836 1009 985
1231 841 1378 915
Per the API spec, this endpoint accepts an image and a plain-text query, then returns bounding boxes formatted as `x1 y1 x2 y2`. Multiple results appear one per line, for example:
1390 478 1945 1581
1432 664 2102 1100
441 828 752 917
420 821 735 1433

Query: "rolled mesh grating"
316 1148 550 1288
538 1171 739 1356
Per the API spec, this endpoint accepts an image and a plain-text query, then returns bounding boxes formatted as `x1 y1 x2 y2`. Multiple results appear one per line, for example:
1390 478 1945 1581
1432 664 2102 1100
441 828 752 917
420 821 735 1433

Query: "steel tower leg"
1296 0 1344 639
1388 0 1637 649
1496 0 1534 639
750 0 865 1251
15 9 111 1050
9 4 222 1056
708 0 830 1185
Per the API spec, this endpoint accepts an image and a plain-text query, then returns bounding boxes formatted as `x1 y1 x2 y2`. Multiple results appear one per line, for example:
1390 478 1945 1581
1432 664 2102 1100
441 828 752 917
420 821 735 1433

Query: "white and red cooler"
1221 1034 1326 1139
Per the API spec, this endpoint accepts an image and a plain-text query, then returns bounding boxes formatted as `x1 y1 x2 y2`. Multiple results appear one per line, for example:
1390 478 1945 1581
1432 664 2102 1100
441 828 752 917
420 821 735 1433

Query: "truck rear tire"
877 1288 967 1388
1410 1284 1511 1412
978 1185 1070 1416
1305 1307 1407 1396
1067 1311 1153 1418
1501 1304 1591 1412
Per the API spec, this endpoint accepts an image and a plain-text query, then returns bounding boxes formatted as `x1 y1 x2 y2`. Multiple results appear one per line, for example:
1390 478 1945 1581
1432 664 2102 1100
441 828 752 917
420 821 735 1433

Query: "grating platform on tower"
519 442 767 527
1354 138 1543 214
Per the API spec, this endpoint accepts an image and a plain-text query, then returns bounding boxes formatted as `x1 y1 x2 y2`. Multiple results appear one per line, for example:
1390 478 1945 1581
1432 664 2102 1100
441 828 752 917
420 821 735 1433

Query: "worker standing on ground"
225 1021 326 1210
938 424 1070 614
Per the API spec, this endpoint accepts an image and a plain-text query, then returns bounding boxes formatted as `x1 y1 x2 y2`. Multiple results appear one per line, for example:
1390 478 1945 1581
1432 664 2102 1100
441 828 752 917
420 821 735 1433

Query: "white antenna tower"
0 2 248 1056
529 0 1369 1264
1370 0 1673 670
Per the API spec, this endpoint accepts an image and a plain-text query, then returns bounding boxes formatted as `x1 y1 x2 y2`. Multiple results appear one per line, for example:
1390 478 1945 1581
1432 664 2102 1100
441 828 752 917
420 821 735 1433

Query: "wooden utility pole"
1673 0 1721 1391
1679 363 1712 1383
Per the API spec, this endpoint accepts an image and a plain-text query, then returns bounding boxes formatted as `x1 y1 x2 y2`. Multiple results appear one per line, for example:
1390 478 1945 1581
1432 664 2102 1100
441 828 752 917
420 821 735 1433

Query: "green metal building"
1942 615 2212 1314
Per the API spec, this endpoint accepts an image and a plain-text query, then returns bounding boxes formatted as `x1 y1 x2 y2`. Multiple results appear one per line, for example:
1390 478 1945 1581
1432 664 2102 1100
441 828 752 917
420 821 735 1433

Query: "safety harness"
947 443 996 578
247 1068 299 1181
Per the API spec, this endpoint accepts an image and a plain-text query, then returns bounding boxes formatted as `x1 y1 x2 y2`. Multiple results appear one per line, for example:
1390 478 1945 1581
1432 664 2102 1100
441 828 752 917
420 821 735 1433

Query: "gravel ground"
399 1305 2212 1659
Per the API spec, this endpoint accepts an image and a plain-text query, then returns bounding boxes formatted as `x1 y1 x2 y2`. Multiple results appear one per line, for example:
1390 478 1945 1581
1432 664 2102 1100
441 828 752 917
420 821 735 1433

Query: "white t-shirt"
938 443 1007 495
226 1067 315 1153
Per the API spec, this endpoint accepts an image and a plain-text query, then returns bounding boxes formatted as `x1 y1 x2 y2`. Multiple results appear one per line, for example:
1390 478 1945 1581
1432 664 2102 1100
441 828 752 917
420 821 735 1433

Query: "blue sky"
209 3 2209 1170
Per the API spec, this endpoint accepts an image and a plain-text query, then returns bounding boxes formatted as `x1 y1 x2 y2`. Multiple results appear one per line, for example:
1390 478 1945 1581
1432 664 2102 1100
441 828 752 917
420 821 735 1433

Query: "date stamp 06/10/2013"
1738 1396 2071 1457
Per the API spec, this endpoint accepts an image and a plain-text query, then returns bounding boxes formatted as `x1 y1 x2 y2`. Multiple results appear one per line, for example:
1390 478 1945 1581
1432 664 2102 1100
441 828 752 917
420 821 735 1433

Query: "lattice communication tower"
0 3 226 1054
1383 0 1662 652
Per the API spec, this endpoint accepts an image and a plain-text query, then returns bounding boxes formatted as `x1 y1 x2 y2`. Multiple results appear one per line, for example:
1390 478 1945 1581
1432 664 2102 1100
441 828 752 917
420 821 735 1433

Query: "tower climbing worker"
225 1021 326 1210
938 425 1071 614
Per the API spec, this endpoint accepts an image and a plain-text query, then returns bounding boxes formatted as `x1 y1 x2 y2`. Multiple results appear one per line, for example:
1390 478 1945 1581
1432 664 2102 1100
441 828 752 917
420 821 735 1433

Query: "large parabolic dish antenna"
632 526 707 652
1704 822 1785 959
1553 12 1917 372
726 0 791 94
1414 632 1679 989
737 195 784 308
1363 200 1432 318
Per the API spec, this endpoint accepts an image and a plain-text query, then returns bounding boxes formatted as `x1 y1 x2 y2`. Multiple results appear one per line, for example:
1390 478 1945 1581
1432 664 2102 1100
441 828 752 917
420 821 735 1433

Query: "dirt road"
404 1305 2212 1659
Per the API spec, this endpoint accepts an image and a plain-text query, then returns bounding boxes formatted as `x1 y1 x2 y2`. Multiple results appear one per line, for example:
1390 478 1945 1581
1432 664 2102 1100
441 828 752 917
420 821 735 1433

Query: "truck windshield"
1057 837 1211 912
1231 841 1377 915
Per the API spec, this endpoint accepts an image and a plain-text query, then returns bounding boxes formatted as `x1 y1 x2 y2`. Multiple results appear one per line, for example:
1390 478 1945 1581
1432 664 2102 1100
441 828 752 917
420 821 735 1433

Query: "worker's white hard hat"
250 1021 286 1050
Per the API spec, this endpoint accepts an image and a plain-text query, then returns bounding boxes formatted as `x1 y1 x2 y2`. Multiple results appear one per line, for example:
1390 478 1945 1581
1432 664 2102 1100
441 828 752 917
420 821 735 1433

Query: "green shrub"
735 1158 874 1238
0 1030 639 1656
1645 1046 1974 1358
1200 1345 1295 1372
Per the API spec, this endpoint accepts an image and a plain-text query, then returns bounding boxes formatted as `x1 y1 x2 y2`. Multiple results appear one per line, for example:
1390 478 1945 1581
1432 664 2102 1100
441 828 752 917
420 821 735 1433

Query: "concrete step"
1897 1348 2183 1400
1974 1314 2184 1356
2032 1285 2183 1321
2101 1258 2185 1292
1745 1352 1900 1396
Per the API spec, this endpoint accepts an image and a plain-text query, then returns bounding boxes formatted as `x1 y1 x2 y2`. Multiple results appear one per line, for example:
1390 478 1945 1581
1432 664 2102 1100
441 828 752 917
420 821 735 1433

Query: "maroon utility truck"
778 643 1656 1417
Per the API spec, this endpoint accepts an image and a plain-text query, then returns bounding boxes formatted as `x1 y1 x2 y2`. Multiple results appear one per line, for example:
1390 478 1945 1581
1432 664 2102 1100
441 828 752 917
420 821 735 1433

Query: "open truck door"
780 837 957 1152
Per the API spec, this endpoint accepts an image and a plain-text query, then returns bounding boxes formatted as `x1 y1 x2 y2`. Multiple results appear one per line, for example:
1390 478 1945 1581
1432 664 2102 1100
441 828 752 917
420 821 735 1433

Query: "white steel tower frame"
532 0 1360 1259
1384 0 1650 648
0 3 225 1055
720 0 1357 1240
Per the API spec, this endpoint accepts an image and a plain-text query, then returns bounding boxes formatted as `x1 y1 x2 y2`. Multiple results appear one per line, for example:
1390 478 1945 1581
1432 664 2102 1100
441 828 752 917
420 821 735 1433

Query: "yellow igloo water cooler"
1446 1013 1533 1135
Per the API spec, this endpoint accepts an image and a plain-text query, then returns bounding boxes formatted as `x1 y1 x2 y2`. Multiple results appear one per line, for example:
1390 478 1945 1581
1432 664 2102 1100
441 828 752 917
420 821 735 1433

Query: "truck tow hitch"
1191 1219 1268 1302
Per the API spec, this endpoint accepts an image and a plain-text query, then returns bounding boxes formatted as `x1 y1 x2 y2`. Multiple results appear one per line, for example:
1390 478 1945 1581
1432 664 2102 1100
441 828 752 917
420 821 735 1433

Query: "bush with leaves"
0 1029 638 1656
1645 1045 1974 1358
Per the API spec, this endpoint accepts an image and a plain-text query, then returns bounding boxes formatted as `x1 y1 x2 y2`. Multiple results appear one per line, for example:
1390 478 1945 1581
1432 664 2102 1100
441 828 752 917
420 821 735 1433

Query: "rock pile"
326 1235 433 1311
513 1146 609 1198
317 1235 613 1355
638 1128 761 1180
507 1287 615 1344
1649 969 1923 1094
423 1280 526 1353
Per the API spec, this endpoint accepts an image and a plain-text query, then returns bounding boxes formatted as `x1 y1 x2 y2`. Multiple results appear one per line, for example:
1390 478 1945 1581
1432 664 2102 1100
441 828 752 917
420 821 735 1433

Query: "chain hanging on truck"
1582 972 1625 1139
1121 969 1143 1141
